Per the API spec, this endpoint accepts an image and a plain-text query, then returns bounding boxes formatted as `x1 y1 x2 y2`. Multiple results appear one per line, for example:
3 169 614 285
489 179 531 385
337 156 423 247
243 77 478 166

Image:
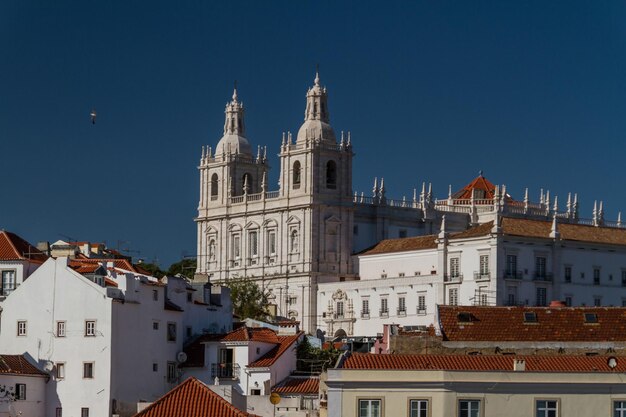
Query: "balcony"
361 311 370 319
503 270 524 280
533 272 554 282
379 309 389 318
444 273 463 283
417 307 427 315
211 363 240 380
397 308 407 317
474 271 491 282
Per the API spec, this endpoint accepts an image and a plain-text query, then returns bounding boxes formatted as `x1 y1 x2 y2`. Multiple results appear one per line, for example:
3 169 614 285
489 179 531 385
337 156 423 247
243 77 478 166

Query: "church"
194 71 623 336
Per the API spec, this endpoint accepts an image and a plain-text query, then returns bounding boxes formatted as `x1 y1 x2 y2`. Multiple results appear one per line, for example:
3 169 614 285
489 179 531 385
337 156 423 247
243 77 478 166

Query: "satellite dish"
176 352 188 364
43 361 54 372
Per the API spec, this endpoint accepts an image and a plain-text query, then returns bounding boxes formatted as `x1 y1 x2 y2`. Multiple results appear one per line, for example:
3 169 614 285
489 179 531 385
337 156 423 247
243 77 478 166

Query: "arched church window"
210 174 218 198
326 160 337 189
242 173 252 193
290 230 299 253
293 161 301 189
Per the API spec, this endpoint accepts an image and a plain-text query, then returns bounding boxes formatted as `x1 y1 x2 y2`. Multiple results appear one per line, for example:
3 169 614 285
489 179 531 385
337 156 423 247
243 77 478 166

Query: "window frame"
357 398 383 417
408 398 430 417
81 408 89 417
167 361 177 383
83 362 94 379
167 322 177 342
534 398 559 417
14 383 26 400
458 398 482 417
614 400 626 417
56 362 65 380
85 320 96 337
1 269 16 296
17 320 27 336
56 320 66 337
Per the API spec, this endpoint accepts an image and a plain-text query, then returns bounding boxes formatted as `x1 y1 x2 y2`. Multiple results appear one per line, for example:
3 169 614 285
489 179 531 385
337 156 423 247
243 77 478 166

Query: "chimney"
549 300 567 308
514 359 526 371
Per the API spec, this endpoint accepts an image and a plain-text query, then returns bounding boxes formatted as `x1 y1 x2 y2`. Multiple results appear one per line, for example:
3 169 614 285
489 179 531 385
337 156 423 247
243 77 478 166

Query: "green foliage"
296 337 342 373
167 258 197 279
224 277 270 321
136 262 165 278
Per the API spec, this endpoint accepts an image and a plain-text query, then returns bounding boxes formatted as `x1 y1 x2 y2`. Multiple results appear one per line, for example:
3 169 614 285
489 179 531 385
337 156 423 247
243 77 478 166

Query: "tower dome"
296 70 336 144
215 87 253 157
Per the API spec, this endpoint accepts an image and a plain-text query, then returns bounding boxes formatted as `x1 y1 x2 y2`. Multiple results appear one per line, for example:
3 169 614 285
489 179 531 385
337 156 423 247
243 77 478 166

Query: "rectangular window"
83 362 94 379
398 296 406 313
594 296 602 307
187 292 193 302
399 229 407 238
57 321 66 337
410 399 428 417
536 288 547 307
81 408 89 417
336 301 344 318
268 231 276 255
450 258 460 277
479 255 489 276
153 289 158 301
358 399 381 417
14 383 25 400
56 408 62 417
593 268 600 285
249 231 258 257
362 299 369 317
449 288 458 306
56 362 65 379
17 320 26 336
153 321 159 330
153 363 158 372
186 326 192 339
614 400 626 417
536 399 558 417
459 399 480 417
1 270 16 296
507 286 517 306
167 362 177 383
232 234 241 259
417 295 426 313
479 287 488 306
380 298 388 316
506 254 517 276
622 270 626 287
85 320 96 337
535 256 547 278
565 296 572 307
250 389 262 395
167 322 177 342
564 266 572 283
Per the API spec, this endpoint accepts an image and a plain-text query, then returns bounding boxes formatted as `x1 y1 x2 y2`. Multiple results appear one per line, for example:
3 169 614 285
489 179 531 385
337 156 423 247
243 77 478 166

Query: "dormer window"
457 312 473 323
584 313 598 323
523 312 537 323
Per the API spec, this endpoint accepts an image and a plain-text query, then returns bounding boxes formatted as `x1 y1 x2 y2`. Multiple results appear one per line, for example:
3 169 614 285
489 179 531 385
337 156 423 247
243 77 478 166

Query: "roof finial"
438 215 448 240
553 195 558 212
478 170 483 177
618 211 622 227
549 213 560 239
314 64 320 87
232 80 238 102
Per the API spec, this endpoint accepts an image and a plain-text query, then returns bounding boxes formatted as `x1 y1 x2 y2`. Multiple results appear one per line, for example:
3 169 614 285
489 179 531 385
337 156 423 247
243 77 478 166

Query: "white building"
319 212 626 337
0 257 233 417
0 230 48 298
0 354 48 417
183 326 303 417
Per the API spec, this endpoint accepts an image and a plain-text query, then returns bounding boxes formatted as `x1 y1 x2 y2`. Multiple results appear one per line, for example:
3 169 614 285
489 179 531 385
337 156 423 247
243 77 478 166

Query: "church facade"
194 73 471 333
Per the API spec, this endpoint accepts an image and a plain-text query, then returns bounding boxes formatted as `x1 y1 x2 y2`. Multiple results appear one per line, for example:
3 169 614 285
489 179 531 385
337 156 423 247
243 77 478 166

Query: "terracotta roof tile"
438 305 626 342
449 222 494 239
452 175 497 199
359 235 437 256
273 376 319 394
68 258 138 272
0 355 47 376
220 327 281 344
249 333 302 368
502 217 626 246
0 231 48 263
342 353 626 373
133 377 258 417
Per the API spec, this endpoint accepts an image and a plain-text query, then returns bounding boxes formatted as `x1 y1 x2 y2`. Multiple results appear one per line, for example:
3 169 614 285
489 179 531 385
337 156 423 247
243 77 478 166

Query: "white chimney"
514 359 526 371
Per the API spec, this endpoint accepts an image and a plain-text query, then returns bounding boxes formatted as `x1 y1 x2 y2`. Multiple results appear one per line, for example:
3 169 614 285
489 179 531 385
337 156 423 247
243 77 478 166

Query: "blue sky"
2 1 626 266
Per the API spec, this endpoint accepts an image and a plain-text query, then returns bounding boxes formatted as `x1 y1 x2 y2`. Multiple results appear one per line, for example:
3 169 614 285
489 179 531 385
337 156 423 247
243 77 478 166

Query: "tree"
296 336 342 373
135 262 165 278
167 258 197 279
224 277 270 321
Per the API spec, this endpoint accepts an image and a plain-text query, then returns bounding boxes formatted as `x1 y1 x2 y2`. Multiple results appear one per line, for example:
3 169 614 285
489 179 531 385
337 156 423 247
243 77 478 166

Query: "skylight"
584 313 598 323
523 312 537 323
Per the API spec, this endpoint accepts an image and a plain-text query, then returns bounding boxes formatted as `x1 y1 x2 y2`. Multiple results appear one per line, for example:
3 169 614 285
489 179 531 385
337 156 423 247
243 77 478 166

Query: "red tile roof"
0 355 47 376
452 175 497 199
0 231 48 263
438 305 626 342
359 235 438 256
342 353 626 373
133 377 258 417
220 327 281 344
273 376 319 395
69 258 138 272
249 333 302 368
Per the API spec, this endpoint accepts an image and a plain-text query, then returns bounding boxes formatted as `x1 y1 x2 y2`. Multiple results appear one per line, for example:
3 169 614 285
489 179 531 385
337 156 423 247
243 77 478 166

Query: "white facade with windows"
0 257 233 417
319 215 626 337
0 357 48 417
